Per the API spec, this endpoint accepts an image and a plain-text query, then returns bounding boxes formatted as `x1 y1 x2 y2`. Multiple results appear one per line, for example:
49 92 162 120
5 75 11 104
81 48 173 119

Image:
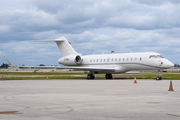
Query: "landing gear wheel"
87 74 95 79
87 74 91 79
105 74 113 79
156 77 162 80
92 75 95 79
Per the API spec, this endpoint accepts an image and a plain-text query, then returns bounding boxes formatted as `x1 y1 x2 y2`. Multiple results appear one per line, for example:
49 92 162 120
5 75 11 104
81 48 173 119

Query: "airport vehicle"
31 37 174 80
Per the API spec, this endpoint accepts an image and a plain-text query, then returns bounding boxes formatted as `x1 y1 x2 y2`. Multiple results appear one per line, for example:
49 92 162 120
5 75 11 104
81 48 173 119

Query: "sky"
0 0 180 66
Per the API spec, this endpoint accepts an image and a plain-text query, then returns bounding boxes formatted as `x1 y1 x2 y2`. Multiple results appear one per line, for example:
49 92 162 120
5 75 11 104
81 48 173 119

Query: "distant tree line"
0 63 9 69
174 64 180 67
39 64 45 66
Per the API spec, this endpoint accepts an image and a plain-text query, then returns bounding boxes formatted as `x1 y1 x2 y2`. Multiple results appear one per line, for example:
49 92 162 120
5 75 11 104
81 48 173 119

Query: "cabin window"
93 59 95 62
107 59 109 62
123 58 125 61
140 58 142 61
131 58 133 61
115 58 117 61
135 58 137 61
100 59 102 62
104 59 106 62
90 59 92 62
97 59 98 62
119 58 121 61
111 59 113 62
127 58 129 61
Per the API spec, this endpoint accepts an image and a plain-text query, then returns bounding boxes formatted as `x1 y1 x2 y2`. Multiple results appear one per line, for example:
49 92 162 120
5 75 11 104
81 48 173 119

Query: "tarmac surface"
0 79 180 120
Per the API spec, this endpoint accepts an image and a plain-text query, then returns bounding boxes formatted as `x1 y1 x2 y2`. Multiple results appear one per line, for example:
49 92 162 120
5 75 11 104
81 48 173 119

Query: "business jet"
31 37 174 80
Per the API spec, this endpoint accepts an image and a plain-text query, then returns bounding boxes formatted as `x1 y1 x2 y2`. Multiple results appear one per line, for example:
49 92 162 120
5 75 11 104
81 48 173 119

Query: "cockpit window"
156 55 164 58
149 55 156 58
149 55 164 59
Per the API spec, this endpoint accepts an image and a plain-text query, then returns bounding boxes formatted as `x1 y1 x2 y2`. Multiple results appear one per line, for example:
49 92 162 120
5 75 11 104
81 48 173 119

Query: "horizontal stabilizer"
28 37 66 42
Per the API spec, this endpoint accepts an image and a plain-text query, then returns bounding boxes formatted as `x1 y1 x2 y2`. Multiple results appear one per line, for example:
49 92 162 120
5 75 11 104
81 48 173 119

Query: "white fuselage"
30 37 174 79
58 52 174 74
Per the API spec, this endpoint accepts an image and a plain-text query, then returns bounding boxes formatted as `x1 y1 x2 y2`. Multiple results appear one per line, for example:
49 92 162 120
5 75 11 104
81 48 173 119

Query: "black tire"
87 74 95 79
106 74 113 79
156 77 162 80
87 74 91 79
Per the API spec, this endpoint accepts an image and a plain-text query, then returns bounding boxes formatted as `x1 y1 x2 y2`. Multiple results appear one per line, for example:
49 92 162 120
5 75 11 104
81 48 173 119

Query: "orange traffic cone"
168 80 174 91
2 76 3 80
47 76 48 79
134 76 137 83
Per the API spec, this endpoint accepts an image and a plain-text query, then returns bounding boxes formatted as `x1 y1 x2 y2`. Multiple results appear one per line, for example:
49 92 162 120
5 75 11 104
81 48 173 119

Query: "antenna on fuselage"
111 51 114 54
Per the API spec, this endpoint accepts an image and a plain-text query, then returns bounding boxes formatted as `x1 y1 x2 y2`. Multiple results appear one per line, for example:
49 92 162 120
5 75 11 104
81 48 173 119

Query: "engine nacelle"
58 55 83 65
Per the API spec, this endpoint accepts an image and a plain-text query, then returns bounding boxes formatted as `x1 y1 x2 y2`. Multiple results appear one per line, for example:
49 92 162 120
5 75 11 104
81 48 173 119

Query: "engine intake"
74 55 82 64
58 55 83 65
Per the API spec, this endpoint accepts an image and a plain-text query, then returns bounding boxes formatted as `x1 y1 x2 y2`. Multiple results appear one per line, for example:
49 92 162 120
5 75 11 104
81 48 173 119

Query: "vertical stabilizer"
55 37 80 57
30 37 81 57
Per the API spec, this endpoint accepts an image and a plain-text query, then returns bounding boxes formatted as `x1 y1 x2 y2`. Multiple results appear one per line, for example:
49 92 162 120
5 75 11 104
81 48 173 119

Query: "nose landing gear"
156 70 162 80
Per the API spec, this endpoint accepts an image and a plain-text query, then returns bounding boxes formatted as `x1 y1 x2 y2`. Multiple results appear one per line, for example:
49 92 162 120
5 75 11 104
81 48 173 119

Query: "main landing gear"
87 73 113 79
87 74 95 79
105 74 113 79
156 70 162 80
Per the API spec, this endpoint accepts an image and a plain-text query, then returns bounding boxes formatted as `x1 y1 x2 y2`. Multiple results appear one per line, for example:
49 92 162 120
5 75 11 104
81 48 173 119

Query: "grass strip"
1 73 180 80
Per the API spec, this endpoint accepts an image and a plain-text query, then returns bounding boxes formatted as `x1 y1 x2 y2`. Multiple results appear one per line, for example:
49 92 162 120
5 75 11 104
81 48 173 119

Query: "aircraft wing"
17 66 59 69
16 66 115 72
56 66 115 72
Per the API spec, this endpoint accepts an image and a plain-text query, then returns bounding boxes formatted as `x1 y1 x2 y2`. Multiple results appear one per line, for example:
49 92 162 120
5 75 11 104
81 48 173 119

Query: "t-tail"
30 37 83 65
30 37 81 57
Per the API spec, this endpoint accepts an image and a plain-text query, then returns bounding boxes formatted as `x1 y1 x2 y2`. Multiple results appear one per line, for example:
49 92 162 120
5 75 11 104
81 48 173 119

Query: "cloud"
0 28 179 64
27 59 36 62
132 0 180 6
0 0 180 64
0 25 10 32
0 41 60 65
1 0 180 40
18 0 180 30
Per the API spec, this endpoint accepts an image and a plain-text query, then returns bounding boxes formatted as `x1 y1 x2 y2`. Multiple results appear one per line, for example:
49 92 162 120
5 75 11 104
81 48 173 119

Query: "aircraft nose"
163 60 174 68
168 61 174 68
